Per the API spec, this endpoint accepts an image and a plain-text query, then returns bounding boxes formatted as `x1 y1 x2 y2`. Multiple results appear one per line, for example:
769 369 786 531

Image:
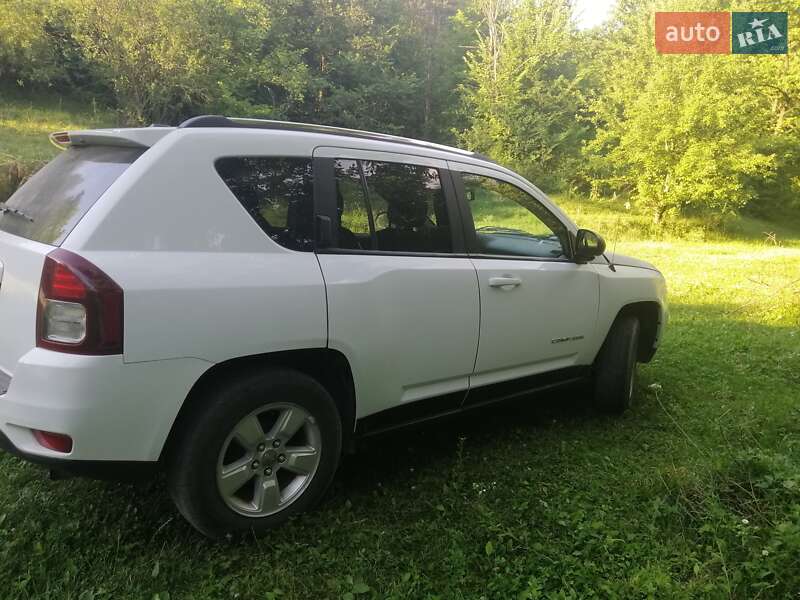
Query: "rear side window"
0 146 143 245
215 157 314 252
334 159 453 254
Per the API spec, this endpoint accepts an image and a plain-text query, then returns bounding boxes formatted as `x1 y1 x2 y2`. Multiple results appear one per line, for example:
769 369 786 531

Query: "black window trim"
313 156 467 256
451 168 577 263
317 248 473 259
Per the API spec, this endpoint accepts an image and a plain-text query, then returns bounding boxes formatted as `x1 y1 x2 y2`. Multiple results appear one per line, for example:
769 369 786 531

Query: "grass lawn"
1 94 799 599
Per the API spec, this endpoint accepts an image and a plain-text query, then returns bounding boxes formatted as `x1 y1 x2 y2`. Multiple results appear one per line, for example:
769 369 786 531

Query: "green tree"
266 0 471 140
267 0 418 134
460 0 587 189
62 0 307 124
391 0 472 141
745 3 800 214
585 0 798 222
2 0 474 138
0 0 65 85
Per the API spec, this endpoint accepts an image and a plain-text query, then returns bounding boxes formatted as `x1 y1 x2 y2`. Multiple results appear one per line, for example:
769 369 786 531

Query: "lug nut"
251 460 260 469
277 454 286 463
272 440 281 448
257 443 266 452
264 467 272 476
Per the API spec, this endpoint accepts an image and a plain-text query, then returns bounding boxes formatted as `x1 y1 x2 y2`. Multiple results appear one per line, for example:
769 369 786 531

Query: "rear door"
0 145 143 375
313 147 479 428
448 162 600 399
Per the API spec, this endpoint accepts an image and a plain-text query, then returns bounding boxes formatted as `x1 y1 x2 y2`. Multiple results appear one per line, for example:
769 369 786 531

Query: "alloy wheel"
216 402 322 517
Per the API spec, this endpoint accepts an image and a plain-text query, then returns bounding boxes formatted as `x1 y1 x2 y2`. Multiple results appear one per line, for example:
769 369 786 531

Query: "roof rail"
179 115 493 162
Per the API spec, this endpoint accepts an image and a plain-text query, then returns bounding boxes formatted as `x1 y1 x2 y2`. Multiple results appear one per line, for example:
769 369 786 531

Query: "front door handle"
488 275 522 288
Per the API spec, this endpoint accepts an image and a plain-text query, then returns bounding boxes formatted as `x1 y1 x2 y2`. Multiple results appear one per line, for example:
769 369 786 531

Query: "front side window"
334 159 452 254
462 173 570 259
215 157 314 251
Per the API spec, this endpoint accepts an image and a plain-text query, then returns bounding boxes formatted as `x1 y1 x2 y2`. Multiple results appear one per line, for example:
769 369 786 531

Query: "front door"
448 163 600 395
314 149 480 427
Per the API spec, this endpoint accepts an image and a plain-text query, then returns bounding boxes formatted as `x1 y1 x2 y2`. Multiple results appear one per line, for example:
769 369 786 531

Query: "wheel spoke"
219 457 255 496
254 475 282 513
234 415 265 448
281 446 318 475
216 401 323 518
270 407 307 441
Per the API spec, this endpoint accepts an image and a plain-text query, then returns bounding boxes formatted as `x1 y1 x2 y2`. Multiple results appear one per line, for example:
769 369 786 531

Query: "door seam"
463 256 482 408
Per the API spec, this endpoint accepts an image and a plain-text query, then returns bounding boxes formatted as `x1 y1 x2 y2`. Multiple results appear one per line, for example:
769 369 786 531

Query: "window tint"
462 173 569 259
335 159 452 253
334 159 373 249
215 157 314 251
0 146 143 245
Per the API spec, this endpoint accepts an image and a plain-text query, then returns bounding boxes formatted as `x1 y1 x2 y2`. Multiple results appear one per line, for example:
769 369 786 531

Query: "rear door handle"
488 275 522 288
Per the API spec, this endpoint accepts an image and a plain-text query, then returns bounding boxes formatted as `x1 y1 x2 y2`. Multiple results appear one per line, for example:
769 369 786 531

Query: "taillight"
37 249 123 355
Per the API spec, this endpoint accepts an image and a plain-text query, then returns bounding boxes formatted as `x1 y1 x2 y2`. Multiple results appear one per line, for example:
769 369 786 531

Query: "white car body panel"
592 262 669 356
79 250 328 364
319 253 479 418
1 350 209 461
0 121 667 466
469 258 599 386
313 146 480 417
63 130 329 364
443 161 600 386
0 231 50 375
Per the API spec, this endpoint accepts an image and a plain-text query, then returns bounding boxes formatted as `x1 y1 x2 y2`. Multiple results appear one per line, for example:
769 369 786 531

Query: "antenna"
608 214 620 272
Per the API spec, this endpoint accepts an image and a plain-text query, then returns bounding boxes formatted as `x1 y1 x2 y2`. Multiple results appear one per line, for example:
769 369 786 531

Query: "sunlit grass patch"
0 87 117 163
0 87 118 201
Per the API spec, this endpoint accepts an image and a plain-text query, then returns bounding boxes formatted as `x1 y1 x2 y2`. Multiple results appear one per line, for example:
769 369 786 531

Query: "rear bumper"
0 429 158 481
0 348 211 462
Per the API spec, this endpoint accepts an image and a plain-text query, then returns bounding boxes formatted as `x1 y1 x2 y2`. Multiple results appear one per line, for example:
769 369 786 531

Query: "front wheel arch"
598 301 661 364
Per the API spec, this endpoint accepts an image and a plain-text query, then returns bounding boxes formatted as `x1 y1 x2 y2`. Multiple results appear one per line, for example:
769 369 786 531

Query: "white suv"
0 116 667 537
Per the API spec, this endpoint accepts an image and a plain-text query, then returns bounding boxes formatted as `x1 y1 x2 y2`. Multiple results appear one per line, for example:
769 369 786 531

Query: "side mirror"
574 229 606 262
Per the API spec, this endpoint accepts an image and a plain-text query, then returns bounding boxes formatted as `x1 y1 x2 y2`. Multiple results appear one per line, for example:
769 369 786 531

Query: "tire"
167 368 342 539
593 315 640 415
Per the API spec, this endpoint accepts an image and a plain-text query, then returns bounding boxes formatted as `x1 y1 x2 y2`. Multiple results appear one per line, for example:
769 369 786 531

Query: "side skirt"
355 366 590 438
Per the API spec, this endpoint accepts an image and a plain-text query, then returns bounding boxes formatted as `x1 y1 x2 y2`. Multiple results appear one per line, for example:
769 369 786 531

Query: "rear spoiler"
49 127 174 150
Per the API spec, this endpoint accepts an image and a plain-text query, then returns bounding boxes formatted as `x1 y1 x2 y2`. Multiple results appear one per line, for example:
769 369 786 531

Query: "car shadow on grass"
330 299 799 505
333 380 597 497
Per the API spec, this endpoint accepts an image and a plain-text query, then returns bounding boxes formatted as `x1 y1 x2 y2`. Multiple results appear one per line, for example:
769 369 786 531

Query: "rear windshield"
0 145 143 245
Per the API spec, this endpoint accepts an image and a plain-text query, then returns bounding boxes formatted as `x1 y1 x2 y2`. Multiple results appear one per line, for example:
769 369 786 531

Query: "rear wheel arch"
161 348 356 462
